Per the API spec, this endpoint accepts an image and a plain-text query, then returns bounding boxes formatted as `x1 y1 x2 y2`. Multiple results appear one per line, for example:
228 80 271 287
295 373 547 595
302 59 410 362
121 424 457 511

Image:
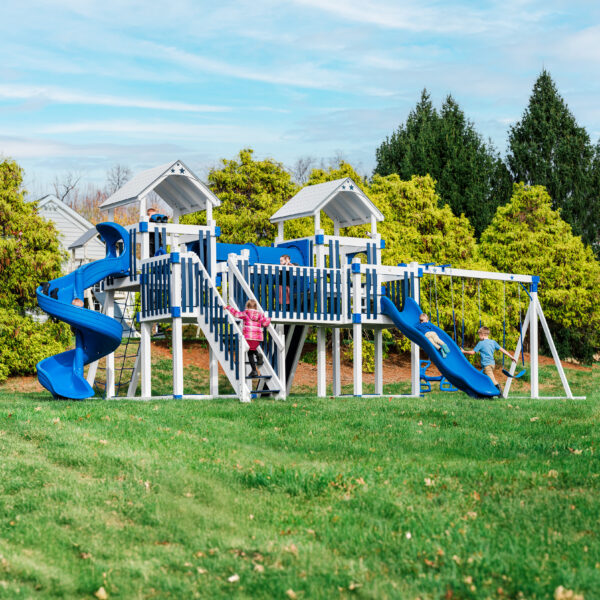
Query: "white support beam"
332 328 341 396
277 324 287 400
410 262 421 396
530 291 539 398
171 257 184 398
209 348 219 397
105 291 115 399
374 328 383 395
317 327 326 397
352 257 362 396
140 322 152 398
422 265 534 284
127 349 141 398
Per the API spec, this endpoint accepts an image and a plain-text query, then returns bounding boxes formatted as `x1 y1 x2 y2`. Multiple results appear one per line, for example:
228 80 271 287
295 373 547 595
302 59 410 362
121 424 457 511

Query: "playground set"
36 160 580 402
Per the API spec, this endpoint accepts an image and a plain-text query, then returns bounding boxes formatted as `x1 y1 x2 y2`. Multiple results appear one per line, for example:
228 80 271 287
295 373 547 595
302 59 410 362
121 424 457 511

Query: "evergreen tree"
375 90 511 236
507 70 600 250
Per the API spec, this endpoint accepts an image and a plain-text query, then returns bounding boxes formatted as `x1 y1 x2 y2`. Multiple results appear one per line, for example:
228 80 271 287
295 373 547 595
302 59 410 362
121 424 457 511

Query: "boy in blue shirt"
462 326 516 393
417 313 450 358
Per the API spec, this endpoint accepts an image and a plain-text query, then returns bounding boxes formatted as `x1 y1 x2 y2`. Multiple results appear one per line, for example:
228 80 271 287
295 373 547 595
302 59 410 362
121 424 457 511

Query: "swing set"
417 263 577 399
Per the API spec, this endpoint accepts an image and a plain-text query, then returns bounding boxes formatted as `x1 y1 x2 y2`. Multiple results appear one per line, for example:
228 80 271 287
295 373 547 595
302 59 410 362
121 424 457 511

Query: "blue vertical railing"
242 264 345 322
140 257 171 319
197 262 241 380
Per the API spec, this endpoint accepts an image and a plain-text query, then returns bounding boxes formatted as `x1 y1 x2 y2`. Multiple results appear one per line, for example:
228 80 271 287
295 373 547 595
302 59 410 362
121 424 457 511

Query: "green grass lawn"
0 366 598 599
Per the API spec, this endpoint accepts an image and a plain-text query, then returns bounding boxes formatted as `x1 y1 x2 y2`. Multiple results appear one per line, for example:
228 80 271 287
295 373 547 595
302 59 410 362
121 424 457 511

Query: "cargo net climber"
93 291 140 398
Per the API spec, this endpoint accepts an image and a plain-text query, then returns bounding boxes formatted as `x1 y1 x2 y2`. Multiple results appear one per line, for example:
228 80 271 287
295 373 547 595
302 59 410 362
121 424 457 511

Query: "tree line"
1 70 599 382
375 70 600 248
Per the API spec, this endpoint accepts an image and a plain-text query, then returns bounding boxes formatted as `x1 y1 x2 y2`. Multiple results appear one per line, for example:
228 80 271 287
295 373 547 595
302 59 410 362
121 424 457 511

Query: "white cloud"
0 84 229 112
290 0 489 34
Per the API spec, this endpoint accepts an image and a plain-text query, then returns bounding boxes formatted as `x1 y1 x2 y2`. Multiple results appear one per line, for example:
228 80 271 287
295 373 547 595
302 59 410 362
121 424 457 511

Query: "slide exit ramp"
36 223 130 399
381 296 499 398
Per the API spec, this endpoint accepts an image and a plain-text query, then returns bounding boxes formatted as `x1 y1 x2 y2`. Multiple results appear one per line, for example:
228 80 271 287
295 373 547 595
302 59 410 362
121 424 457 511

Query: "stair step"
251 389 280 397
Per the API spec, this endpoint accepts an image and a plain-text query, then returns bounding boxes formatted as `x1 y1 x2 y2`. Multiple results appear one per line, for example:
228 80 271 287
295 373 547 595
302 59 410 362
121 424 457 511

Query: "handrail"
227 257 285 350
191 253 247 344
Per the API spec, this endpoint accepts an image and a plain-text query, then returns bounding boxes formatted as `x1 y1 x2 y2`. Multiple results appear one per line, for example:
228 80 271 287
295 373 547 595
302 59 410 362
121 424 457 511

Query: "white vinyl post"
276 221 284 244
171 257 184 398
315 229 327 397
317 327 326 397
410 262 421 396
352 257 362 396
332 328 341 396
530 289 539 399
105 291 115 399
277 323 287 400
140 322 152 398
374 328 383 395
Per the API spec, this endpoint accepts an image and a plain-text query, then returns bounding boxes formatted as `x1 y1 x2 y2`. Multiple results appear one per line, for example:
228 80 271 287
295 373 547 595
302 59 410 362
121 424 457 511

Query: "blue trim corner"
380 286 387 296
139 221 148 233
380 239 386 249
214 226 221 238
351 262 361 273
173 394 183 399
171 306 181 318
136 311 140 323
531 276 540 292
418 268 423 278
315 234 325 245
170 252 181 264
352 313 362 324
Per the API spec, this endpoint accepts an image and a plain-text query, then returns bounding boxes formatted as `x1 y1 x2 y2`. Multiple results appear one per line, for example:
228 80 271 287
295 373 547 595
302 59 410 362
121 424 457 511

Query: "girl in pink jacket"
226 300 271 378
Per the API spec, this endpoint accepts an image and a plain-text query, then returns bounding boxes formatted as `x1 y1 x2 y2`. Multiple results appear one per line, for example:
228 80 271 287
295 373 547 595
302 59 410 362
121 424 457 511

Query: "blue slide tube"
36 223 130 400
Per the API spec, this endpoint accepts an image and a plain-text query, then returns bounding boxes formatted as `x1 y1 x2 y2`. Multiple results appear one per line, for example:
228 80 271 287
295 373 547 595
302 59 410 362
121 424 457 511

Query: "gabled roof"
270 178 384 227
68 227 103 250
36 194 97 231
100 160 220 215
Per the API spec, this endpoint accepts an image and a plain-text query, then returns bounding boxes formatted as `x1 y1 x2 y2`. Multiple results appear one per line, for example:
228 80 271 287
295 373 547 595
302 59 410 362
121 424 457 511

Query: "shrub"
0 310 71 382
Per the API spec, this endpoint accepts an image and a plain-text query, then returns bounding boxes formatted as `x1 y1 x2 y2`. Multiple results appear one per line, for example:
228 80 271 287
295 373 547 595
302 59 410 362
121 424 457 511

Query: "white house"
35 195 106 272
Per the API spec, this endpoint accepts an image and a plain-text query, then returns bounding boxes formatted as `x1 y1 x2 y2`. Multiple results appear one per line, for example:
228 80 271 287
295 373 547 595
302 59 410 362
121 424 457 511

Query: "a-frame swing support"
503 290 580 399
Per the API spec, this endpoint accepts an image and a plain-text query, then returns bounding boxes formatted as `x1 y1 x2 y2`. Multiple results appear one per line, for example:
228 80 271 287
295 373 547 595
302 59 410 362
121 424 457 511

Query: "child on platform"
462 326 516 393
226 300 271 378
417 313 450 358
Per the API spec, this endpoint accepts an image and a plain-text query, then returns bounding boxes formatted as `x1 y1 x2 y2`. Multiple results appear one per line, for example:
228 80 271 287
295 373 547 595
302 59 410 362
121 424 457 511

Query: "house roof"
36 194 97 231
68 227 103 250
99 160 220 215
270 178 384 227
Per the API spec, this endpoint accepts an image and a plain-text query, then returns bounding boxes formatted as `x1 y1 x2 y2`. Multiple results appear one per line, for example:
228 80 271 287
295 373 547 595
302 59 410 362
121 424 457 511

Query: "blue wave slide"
381 296 500 398
36 223 130 399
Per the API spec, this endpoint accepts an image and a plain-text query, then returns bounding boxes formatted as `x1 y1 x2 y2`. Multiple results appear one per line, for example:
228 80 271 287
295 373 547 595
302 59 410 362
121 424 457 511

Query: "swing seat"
502 368 526 379
420 360 458 393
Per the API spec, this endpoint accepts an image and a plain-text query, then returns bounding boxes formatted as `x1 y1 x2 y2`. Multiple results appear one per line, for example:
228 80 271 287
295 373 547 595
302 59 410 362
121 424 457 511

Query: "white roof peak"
100 160 220 216
270 177 383 228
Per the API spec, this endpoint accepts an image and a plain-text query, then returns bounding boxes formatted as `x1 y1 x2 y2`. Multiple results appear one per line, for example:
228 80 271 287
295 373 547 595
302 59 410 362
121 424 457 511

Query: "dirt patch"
2 341 590 396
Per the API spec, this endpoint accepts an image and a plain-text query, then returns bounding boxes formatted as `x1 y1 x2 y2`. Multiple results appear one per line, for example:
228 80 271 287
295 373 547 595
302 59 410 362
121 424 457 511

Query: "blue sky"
1 0 599 196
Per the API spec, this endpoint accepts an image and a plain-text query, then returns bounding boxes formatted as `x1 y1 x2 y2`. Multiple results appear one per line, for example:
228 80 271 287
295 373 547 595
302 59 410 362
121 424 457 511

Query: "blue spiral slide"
36 223 130 399
381 296 499 398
